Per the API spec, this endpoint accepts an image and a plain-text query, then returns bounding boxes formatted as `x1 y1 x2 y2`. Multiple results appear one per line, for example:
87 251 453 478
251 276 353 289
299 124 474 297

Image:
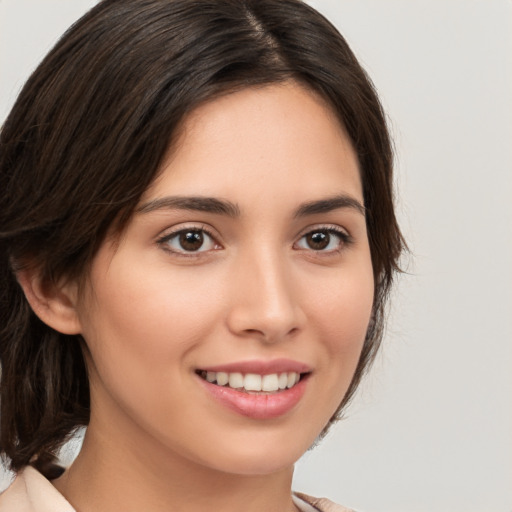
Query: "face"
75 82 374 476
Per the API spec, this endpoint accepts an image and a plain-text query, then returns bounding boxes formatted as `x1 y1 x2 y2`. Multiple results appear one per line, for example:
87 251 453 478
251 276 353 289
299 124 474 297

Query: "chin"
198 433 311 477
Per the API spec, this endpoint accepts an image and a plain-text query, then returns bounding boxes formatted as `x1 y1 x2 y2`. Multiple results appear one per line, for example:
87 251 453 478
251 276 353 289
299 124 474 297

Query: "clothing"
0 466 354 512
0 467 74 512
293 492 354 512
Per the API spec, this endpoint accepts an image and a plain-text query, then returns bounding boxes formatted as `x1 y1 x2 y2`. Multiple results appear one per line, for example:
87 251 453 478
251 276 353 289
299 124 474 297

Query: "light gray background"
1 1 511 511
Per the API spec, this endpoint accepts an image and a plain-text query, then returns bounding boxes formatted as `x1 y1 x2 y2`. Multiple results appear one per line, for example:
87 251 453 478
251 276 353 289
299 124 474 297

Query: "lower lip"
198 375 308 420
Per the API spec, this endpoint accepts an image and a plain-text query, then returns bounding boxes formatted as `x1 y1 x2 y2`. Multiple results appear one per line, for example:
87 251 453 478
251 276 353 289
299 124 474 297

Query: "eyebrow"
137 193 365 218
293 194 366 218
137 196 241 217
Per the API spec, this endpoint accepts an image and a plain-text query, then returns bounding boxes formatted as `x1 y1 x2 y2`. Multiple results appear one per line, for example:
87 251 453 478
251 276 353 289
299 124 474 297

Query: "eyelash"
156 224 352 257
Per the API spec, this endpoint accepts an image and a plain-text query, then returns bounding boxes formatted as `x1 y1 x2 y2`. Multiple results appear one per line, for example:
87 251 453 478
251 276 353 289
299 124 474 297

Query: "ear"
16 266 82 335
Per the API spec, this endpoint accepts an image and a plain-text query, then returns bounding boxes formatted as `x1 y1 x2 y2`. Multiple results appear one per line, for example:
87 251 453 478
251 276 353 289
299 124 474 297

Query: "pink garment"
0 466 353 512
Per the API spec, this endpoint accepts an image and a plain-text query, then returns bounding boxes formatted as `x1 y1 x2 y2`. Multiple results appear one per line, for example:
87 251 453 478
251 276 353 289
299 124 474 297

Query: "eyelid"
296 223 351 239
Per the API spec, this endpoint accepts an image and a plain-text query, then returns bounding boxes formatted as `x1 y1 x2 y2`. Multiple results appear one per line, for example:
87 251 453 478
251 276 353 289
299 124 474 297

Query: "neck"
53 422 299 512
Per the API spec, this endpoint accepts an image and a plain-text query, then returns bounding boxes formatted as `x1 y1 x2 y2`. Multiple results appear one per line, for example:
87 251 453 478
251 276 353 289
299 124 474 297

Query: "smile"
198 370 302 393
196 365 310 419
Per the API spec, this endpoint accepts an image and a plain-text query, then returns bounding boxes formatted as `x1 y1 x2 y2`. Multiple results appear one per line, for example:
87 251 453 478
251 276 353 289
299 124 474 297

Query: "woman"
0 0 404 510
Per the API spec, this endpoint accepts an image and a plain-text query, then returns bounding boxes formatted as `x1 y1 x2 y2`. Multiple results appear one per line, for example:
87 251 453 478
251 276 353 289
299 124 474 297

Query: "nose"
225 249 305 343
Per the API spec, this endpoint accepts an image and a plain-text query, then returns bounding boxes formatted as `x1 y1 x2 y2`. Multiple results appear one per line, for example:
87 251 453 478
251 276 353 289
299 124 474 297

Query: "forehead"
143 82 362 206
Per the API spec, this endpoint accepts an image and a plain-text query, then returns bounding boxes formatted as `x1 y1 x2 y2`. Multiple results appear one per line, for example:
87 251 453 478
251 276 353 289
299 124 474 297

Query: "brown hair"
0 0 404 478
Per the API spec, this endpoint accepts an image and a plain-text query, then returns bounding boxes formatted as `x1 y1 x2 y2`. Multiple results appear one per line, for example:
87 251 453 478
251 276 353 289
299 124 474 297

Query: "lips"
196 359 311 419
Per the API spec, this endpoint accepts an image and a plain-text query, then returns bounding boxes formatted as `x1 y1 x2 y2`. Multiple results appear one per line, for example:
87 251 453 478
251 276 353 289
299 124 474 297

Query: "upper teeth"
204 371 300 392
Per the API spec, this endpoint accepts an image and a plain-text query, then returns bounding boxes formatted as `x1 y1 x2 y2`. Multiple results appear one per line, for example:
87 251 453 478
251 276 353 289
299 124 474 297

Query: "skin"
34 82 374 512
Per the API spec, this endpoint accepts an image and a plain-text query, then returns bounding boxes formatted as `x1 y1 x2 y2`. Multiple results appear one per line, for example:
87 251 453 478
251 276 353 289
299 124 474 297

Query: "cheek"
77 258 228 416
77 258 228 435
82 259 221 355
290 257 374 435
313 260 374 355
308 255 374 410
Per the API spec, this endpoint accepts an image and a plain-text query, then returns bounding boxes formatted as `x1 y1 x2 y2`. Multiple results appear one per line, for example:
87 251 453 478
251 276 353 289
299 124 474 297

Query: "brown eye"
305 231 330 250
295 228 349 252
160 228 218 254
179 230 204 251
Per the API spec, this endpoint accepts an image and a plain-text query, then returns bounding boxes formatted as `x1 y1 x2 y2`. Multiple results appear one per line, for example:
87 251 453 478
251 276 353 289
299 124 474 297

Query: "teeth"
202 371 302 392
216 372 229 386
262 374 279 392
287 372 299 388
244 373 262 391
278 373 288 390
228 372 243 389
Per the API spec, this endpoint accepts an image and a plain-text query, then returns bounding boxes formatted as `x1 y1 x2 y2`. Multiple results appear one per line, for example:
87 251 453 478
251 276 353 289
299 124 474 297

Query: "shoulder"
0 466 75 512
293 491 356 512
